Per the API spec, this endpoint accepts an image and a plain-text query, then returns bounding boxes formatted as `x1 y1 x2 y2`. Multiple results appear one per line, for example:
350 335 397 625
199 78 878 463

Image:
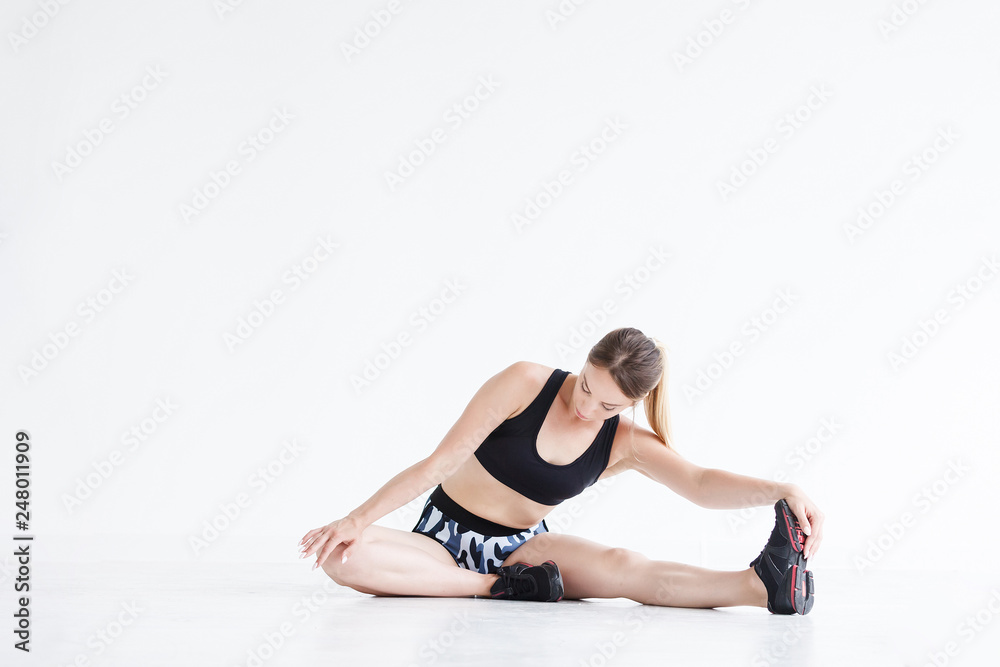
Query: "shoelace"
504 572 539 599
770 514 804 552
753 524 794 575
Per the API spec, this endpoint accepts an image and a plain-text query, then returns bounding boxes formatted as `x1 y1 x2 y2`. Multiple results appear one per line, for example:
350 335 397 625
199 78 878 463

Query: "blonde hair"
587 327 676 453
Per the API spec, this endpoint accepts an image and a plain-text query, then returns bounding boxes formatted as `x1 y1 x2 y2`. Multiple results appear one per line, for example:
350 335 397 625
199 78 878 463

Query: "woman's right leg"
320 525 498 597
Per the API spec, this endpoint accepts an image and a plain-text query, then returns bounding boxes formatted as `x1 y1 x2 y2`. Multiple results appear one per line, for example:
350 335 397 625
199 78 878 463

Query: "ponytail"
643 337 676 452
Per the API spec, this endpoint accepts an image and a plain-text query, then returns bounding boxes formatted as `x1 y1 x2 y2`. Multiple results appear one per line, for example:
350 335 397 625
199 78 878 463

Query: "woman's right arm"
299 361 529 569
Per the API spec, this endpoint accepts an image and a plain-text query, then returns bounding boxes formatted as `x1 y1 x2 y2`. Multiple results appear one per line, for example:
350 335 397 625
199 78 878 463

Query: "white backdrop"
2 0 998 579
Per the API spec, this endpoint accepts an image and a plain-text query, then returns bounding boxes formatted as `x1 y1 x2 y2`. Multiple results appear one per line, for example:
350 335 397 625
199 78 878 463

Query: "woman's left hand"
783 485 824 560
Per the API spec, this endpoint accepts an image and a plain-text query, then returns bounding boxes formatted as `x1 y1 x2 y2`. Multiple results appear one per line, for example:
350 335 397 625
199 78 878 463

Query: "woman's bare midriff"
440 461 553 529
440 366 631 530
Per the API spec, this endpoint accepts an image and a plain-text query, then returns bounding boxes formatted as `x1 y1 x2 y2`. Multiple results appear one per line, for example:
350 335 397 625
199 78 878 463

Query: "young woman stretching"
299 327 821 613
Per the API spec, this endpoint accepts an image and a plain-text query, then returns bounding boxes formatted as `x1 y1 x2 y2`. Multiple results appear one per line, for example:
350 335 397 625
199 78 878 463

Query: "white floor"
21 562 1000 666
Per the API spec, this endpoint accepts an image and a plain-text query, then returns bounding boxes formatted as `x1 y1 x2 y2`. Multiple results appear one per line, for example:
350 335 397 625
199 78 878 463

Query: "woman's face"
571 362 636 421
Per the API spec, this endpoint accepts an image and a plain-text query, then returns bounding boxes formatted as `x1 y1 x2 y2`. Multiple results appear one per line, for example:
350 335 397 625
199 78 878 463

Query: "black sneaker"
749 499 815 615
472 563 531 599
490 560 564 602
492 561 532 577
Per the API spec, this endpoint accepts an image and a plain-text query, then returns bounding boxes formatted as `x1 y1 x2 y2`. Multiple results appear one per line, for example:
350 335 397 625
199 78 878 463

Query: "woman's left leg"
501 532 767 608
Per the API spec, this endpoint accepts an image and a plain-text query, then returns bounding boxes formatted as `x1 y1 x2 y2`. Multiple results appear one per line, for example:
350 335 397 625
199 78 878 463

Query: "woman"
299 327 821 614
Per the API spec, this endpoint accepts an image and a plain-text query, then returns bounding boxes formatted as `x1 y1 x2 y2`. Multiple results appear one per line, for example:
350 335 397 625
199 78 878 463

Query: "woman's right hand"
299 515 364 569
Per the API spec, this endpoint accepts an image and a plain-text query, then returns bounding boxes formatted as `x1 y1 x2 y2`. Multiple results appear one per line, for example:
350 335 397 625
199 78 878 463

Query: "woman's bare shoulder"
507 360 556 380
496 361 555 418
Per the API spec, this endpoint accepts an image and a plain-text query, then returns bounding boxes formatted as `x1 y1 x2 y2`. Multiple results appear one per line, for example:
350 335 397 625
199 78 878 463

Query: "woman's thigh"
501 531 648 600
361 525 460 569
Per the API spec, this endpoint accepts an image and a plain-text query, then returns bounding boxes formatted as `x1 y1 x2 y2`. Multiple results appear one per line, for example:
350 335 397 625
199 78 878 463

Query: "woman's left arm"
624 426 825 558
699 469 825 559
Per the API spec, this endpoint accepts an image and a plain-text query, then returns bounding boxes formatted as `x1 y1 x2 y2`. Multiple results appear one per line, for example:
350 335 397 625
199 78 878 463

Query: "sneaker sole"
781 562 815 615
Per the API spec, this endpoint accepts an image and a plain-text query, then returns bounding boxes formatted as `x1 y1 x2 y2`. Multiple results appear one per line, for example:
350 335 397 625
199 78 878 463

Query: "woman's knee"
319 538 366 585
604 546 648 572
319 550 349 584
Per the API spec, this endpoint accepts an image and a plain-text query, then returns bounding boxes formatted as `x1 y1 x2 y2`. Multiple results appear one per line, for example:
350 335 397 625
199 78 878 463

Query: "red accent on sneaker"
782 506 803 553
790 564 798 613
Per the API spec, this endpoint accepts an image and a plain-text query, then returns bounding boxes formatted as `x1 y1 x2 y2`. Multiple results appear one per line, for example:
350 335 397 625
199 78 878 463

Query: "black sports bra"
473 368 619 506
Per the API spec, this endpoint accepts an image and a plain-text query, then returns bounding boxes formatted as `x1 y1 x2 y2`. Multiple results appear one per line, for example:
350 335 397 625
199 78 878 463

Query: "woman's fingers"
806 536 821 559
784 499 811 540
782 488 824 560
804 509 825 559
805 531 822 559
306 533 328 558
792 501 813 536
301 518 360 569
299 538 316 558
300 528 331 557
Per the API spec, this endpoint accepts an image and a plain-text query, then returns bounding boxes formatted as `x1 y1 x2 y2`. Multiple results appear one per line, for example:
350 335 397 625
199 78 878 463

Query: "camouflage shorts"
411 484 549 575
